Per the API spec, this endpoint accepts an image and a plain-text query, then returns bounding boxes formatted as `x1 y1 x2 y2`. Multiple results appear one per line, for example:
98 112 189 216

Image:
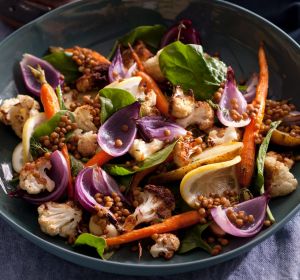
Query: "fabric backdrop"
0 1 300 279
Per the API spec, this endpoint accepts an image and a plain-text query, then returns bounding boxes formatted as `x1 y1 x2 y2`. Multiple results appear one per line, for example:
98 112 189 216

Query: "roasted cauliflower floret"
89 215 119 238
77 131 98 157
173 135 204 167
38 201 82 239
176 101 214 131
123 185 175 231
140 90 160 116
150 233 180 260
73 105 97 132
19 157 55 195
264 152 297 197
207 126 240 146
0 94 40 137
129 138 164 161
143 49 165 82
170 86 194 119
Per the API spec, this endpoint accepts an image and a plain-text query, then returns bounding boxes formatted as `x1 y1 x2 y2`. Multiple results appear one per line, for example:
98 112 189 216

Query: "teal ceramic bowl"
0 0 300 276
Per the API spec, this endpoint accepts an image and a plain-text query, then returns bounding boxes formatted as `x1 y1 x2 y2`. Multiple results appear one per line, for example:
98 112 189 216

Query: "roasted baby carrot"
128 43 145 72
61 145 74 199
106 211 201 246
85 150 114 167
136 71 170 117
236 44 269 188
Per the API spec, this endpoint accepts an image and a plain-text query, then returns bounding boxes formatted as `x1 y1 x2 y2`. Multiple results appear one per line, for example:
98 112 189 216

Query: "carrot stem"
136 71 170 117
128 43 145 72
237 44 269 188
106 211 201 247
85 150 114 167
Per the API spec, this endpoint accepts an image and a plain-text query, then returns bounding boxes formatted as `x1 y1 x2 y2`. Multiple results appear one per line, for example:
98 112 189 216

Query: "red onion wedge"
22 150 68 204
97 101 140 157
92 167 130 204
160 19 200 48
217 67 251 128
243 73 258 103
211 194 269 237
136 116 187 142
20 53 63 97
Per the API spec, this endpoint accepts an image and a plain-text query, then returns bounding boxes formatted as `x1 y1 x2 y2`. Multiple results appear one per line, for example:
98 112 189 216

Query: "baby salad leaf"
108 25 166 58
99 88 136 123
256 120 281 193
159 41 227 100
43 51 80 83
179 223 211 254
105 141 177 176
74 233 107 259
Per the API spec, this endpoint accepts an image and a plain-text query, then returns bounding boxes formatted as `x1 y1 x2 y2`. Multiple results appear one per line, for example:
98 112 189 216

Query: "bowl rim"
0 0 300 275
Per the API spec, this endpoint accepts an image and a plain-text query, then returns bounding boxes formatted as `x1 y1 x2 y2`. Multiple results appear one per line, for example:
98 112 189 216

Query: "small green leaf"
70 155 84 177
159 41 227 100
179 223 211 254
105 141 177 176
74 233 107 259
99 88 136 123
108 25 166 59
43 51 80 83
32 110 74 139
56 85 67 110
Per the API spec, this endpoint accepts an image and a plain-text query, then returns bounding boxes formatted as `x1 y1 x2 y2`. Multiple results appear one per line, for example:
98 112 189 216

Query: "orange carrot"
85 150 114 167
40 83 60 119
128 43 145 71
106 211 201 247
61 145 74 199
236 44 269 188
136 71 170 117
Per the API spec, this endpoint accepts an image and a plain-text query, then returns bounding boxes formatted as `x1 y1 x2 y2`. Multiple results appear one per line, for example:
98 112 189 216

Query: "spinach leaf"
108 25 166 59
32 110 74 139
56 85 67 110
99 88 136 123
74 233 106 259
159 41 227 100
256 121 281 193
43 51 80 83
105 141 177 176
70 155 84 177
179 223 211 254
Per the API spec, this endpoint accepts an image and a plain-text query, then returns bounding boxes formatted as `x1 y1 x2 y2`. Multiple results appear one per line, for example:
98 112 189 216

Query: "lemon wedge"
150 142 243 184
12 142 24 173
22 112 46 163
106 77 145 100
180 155 241 208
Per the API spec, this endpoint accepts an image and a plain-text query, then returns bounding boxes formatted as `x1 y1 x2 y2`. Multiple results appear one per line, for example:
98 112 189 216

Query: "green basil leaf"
105 140 177 176
56 85 67 110
43 51 80 83
70 155 84 177
108 25 166 59
179 223 211 254
159 41 227 100
74 233 107 259
256 120 281 193
99 88 136 123
32 110 74 139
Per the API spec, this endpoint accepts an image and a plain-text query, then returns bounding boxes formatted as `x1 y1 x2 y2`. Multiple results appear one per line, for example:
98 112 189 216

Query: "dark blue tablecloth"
1 1 300 279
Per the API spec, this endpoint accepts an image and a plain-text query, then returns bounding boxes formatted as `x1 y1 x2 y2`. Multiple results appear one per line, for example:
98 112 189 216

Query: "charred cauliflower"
0 94 40 137
77 131 98 157
176 101 214 131
170 86 194 119
207 126 240 146
129 138 164 161
89 215 119 238
73 105 97 132
38 201 82 239
19 157 55 195
140 90 160 117
150 233 180 260
264 151 298 197
123 185 175 231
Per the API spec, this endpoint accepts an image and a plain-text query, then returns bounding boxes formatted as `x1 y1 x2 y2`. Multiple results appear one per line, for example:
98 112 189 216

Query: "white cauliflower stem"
170 86 194 119
150 233 180 259
143 50 165 82
89 215 119 238
129 138 164 161
0 94 40 137
208 126 240 146
264 152 298 197
38 201 82 238
73 105 97 132
19 157 55 194
77 131 98 157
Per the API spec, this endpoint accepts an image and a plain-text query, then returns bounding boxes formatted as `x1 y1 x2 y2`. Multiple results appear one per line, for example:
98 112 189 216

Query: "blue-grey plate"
0 0 300 276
